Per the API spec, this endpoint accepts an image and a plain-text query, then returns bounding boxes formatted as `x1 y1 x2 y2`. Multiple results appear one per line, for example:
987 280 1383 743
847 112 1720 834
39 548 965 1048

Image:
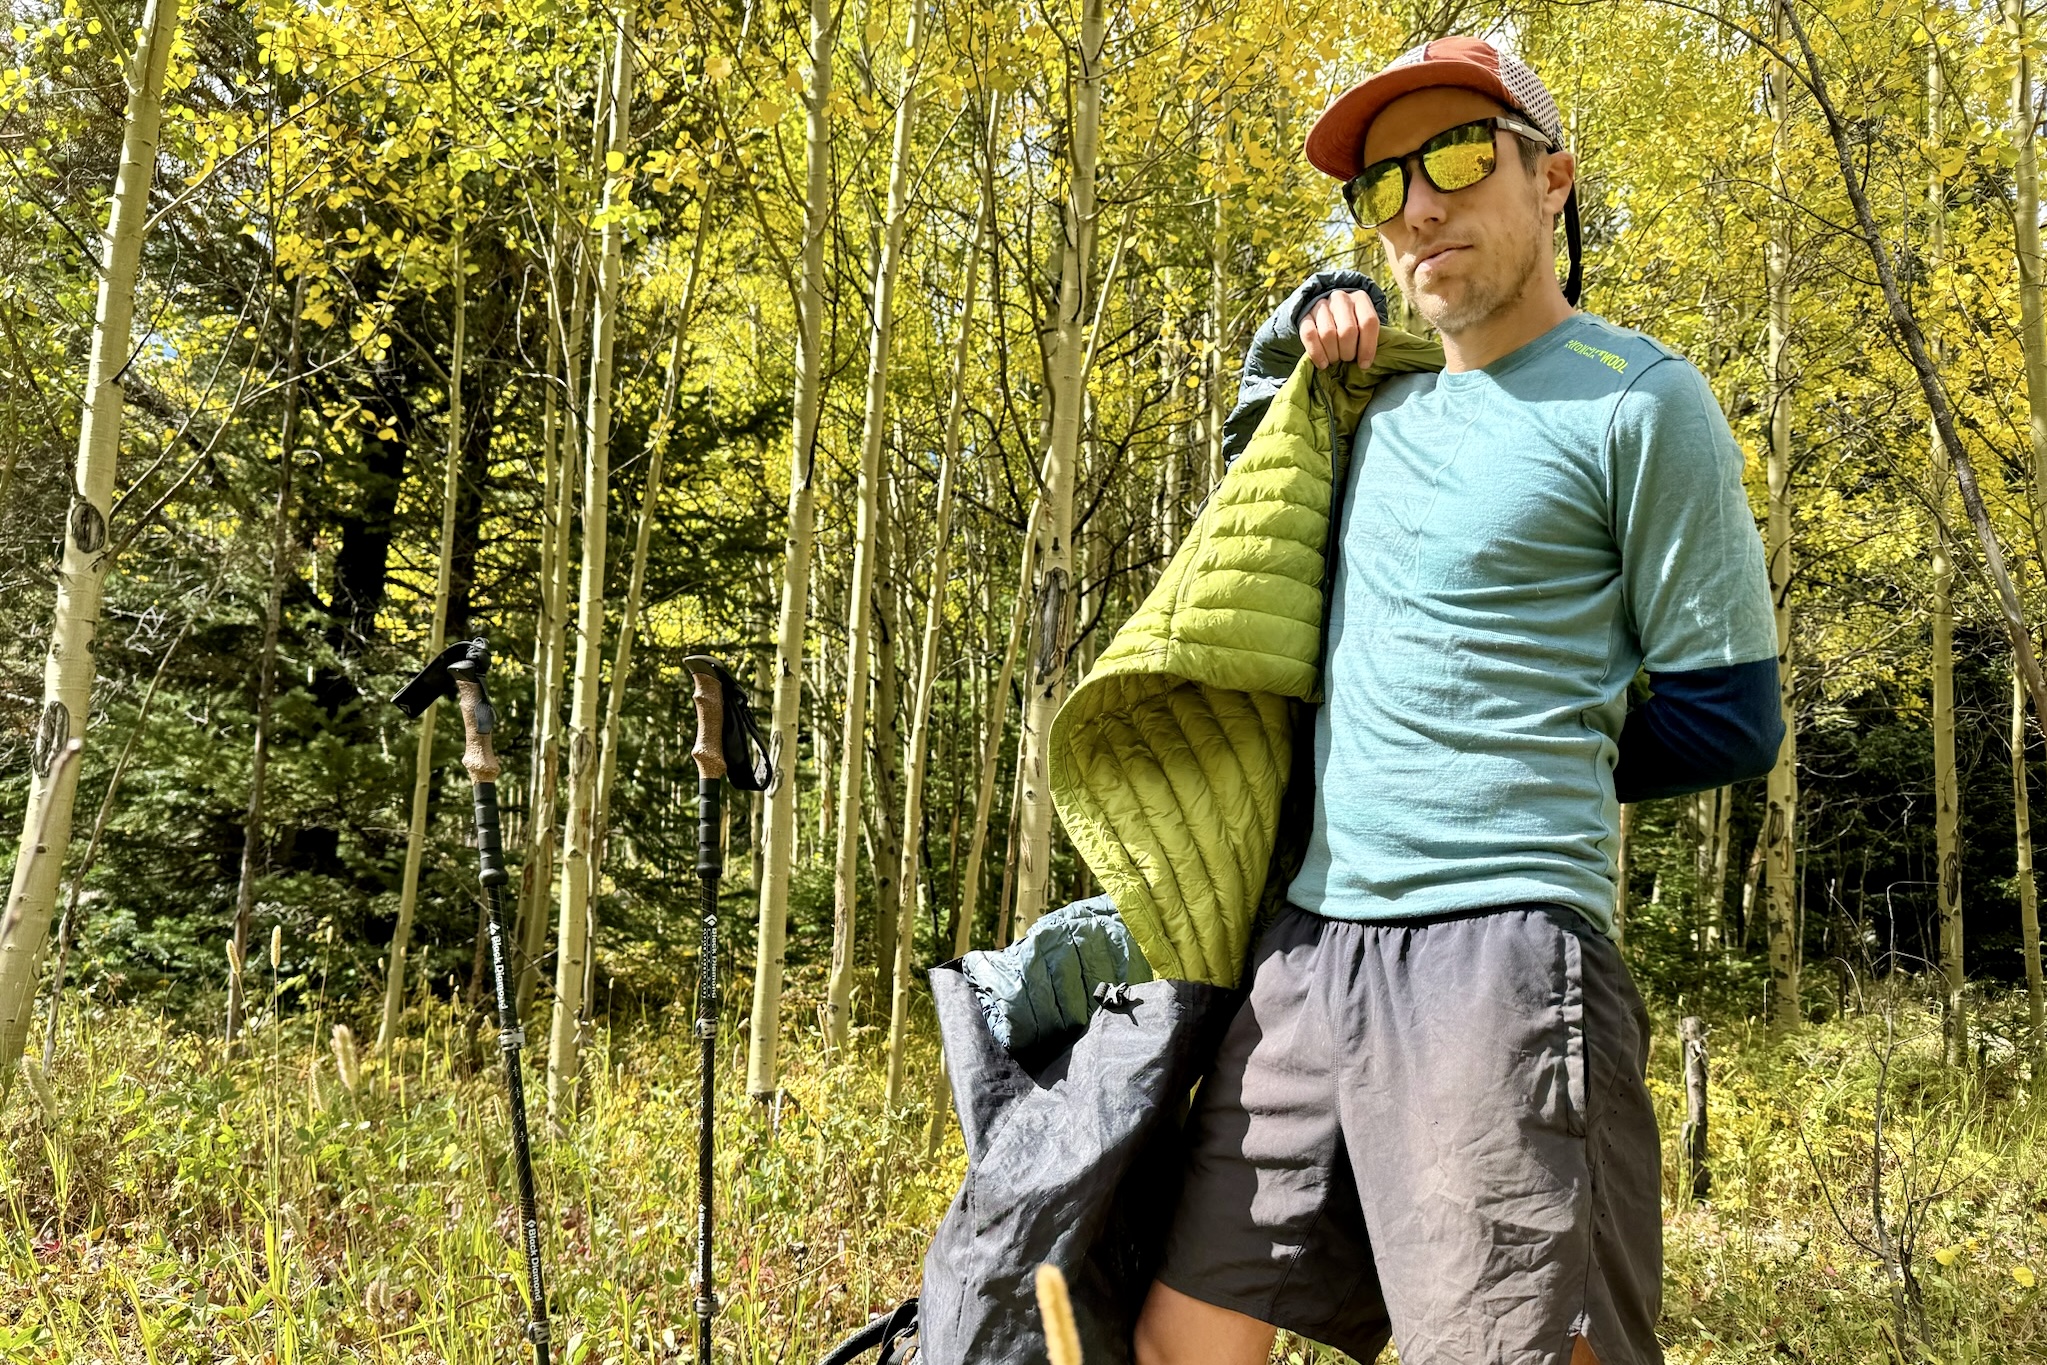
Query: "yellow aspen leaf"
707 54 733 81
2016 1266 2037 1288
606 149 625 173
1933 1246 1960 1267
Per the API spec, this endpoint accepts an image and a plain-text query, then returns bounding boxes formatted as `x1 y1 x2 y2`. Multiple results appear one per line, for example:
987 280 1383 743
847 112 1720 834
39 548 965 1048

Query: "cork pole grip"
453 674 501 784
688 666 727 782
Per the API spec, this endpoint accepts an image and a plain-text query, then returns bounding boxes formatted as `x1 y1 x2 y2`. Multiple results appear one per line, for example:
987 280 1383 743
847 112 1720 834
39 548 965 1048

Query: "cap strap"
1562 187 1583 307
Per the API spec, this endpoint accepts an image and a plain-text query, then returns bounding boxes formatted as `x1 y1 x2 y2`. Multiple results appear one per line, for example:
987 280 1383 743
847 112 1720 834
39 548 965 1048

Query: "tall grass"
2 980 957 1362
3 981 2041 1362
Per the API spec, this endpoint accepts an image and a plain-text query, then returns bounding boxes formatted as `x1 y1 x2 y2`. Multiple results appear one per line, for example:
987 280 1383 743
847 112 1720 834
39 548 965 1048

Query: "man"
1132 38 1782 1365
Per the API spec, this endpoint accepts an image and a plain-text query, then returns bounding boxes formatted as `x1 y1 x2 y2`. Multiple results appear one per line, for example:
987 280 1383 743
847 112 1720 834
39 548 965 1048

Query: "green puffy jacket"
1049 325 1445 988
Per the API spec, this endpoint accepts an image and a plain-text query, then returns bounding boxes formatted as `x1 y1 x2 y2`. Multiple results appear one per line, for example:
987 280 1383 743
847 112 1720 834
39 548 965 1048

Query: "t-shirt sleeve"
1607 357 1778 673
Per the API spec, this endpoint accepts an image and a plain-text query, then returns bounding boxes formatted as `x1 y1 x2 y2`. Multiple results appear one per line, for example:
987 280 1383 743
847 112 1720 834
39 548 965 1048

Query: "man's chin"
1413 292 1466 333
1415 286 1510 338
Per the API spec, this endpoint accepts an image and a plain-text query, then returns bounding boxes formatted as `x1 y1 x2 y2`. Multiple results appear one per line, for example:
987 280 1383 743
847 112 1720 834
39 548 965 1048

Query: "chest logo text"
1565 339 1628 373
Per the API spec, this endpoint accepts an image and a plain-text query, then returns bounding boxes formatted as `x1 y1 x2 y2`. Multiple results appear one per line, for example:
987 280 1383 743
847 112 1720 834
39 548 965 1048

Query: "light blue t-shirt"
1286 312 1777 937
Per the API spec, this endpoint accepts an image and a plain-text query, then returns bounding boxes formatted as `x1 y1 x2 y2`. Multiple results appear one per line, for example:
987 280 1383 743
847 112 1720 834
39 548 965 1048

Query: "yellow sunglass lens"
1359 168 1406 224
1422 135 1496 192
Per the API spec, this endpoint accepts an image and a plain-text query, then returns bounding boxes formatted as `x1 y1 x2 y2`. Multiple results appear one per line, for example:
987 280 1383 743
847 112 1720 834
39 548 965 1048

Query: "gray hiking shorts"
1156 903 1662 1365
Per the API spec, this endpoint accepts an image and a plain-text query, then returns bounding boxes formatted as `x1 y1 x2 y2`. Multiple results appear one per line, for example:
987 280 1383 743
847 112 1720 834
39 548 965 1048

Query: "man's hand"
1299 289 1381 371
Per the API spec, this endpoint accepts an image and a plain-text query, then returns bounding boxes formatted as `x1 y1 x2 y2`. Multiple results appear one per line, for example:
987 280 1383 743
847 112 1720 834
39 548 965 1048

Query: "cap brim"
1305 63 1520 179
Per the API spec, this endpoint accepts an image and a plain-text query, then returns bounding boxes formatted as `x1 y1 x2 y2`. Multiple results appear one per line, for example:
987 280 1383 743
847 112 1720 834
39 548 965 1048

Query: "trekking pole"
680 655 773 1365
392 639 551 1365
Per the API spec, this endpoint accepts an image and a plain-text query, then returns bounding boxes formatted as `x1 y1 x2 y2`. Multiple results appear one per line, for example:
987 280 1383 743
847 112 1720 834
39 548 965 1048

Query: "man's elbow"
1723 708 1786 785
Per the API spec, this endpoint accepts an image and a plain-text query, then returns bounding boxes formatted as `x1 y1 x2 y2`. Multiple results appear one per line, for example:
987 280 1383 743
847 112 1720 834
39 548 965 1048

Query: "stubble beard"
1396 212 1544 338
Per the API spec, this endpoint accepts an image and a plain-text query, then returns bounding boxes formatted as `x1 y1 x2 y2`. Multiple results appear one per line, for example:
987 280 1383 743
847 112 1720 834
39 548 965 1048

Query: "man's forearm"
1612 658 1784 803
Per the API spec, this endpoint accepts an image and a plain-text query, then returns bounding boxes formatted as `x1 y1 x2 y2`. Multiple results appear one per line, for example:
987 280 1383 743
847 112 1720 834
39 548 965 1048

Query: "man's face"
1361 86 1573 336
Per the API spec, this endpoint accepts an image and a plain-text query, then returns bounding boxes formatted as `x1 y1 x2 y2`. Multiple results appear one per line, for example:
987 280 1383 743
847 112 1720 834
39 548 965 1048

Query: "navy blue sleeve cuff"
1613 658 1784 803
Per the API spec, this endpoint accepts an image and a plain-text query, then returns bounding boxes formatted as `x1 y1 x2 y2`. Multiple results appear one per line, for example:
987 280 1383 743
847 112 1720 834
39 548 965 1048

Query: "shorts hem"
1150 1271 1282 1331
1151 1271 1369 1353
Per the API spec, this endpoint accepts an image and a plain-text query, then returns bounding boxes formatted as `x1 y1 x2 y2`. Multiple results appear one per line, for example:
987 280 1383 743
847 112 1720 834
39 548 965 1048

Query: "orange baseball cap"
1304 36 1564 180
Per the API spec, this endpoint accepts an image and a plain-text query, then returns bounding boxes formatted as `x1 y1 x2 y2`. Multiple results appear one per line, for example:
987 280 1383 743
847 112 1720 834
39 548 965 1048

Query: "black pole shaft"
477 779 552 1365
696 775 722 1363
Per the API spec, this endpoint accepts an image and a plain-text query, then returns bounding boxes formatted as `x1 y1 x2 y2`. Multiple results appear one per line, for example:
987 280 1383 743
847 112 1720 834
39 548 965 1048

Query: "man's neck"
1439 283 1576 373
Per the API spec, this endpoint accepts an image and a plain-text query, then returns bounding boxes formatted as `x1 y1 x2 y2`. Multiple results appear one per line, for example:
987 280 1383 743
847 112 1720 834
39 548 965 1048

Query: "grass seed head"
1035 1262 1082 1365
331 1024 361 1093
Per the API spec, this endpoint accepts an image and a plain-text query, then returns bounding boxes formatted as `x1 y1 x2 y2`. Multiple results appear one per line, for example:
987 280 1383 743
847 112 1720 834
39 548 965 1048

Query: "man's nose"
1402 167 1449 230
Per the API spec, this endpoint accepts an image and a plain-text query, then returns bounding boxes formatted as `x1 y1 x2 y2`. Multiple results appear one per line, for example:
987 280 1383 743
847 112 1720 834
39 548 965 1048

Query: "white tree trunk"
2012 669 2046 1061
0 0 183 1077
1927 50 1965 1065
2008 0 2047 1055
824 0 927 1048
1204 132 1228 492
746 0 839 1100
1012 0 1104 938
517 300 572 1017
870 519 906 996
381 228 467 1056
1614 803 1633 947
1764 12 1800 1031
887 98 993 1101
519 57 606 1019
226 276 308 1047
593 239 705 884
548 9 634 1120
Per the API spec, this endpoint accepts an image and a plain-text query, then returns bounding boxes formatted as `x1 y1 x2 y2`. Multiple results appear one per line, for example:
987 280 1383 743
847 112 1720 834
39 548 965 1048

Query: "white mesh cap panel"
1495 50 1564 148
1387 39 1564 150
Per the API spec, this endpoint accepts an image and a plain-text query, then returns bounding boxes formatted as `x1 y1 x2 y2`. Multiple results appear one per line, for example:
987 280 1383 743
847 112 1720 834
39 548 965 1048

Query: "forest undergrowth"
1 977 2042 1364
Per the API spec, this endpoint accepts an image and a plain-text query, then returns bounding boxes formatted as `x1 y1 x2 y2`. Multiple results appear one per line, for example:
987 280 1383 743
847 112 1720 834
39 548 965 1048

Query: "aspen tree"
1614 804 1633 948
1927 46 1965 1066
517 304 572 1018
593 237 705 878
1203 102 1232 490
887 98 998 1101
2012 669 2047 1062
1708 789 1731 952
1159 298 1185 559
519 46 616 1020
1764 6 1800 1030
748 0 841 1097
548 8 634 1118
381 226 466 1058
947 97 1036 963
825 0 928 1047
518 62 612 1018
963 509 1037 953
870 510 905 993
1691 788 1731 957
44 606 203 1070
2005 0 2047 1051
226 276 308 1048
1781 2 2047 733
0 0 183 1077
1012 0 1105 937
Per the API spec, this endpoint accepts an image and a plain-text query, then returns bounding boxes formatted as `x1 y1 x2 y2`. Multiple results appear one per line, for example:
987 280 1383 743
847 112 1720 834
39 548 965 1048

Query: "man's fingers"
1355 298 1381 368
1301 289 1384 369
1325 289 1361 362
1302 302 1332 368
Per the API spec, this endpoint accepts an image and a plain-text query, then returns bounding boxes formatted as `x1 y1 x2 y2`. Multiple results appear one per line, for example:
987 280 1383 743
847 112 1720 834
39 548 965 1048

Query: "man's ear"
1543 150 1576 218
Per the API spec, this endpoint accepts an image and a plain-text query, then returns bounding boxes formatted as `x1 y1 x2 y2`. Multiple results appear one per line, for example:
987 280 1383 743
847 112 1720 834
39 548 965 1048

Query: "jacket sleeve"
1220 270 1389 472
